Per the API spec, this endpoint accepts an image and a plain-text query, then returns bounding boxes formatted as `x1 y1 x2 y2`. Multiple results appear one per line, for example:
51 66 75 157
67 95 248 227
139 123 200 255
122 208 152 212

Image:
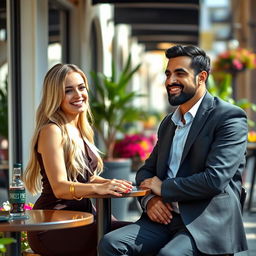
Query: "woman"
23 64 133 256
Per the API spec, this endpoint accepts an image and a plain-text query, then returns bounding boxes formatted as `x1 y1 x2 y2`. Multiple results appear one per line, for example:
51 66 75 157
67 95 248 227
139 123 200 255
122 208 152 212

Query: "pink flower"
114 134 156 161
24 203 34 210
0 202 34 211
232 59 243 70
214 48 256 72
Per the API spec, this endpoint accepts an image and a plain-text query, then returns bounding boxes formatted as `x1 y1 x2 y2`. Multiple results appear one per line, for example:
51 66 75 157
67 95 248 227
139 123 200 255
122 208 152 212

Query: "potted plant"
213 47 256 99
90 55 146 220
113 133 156 213
90 54 145 160
208 72 256 127
214 47 256 73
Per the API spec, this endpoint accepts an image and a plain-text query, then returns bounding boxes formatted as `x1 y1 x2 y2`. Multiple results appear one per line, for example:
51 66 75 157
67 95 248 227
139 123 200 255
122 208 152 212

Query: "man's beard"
166 84 197 106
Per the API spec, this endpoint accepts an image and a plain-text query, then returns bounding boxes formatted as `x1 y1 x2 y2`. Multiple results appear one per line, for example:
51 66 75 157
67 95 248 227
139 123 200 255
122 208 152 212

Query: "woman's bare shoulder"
41 123 61 135
39 123 63 146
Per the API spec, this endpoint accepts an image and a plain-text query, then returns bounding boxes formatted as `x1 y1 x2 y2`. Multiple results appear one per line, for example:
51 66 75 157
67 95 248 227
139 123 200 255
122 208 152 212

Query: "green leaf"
111 60 116 83
119 64 141 91
90 55 146 159
0 237 16 245
208 72 256 128
248 119 255 127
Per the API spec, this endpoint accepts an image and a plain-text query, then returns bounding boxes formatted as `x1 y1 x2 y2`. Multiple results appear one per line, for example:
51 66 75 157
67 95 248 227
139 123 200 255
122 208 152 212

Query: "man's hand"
140 176 162 196
146 196 173 225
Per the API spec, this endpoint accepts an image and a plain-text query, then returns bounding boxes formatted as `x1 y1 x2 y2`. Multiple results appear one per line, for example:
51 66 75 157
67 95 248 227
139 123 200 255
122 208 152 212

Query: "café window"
48 3 70 68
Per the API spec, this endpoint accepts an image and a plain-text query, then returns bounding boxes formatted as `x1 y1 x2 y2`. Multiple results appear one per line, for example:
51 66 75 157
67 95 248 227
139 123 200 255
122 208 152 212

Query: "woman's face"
60 71 88 120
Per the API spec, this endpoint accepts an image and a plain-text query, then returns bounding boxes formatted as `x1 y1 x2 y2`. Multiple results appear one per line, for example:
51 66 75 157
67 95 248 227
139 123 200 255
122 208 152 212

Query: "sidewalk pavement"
236 210 256 256
237 155 256 256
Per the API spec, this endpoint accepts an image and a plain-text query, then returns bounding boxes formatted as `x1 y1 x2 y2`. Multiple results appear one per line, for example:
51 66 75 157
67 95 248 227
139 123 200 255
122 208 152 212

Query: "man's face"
165 56 199 106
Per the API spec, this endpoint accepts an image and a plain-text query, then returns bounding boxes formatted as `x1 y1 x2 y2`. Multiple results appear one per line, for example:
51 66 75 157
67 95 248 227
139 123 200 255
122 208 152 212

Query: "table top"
0 209 94 232
85 186 151 199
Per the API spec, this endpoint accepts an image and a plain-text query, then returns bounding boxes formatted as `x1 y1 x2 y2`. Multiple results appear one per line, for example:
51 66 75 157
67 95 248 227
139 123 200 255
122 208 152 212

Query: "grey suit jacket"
136 92 248 254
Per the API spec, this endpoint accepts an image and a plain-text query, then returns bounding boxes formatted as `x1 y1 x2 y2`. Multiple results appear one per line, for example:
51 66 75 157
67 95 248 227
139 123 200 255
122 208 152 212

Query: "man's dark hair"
165 45 211 82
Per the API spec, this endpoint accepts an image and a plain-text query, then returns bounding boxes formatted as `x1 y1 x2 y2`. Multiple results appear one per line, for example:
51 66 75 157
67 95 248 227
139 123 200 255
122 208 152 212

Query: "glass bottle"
9 163 26 216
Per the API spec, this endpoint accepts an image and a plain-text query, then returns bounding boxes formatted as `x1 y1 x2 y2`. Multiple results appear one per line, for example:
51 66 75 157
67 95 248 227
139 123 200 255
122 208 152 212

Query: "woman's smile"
70 99 84 107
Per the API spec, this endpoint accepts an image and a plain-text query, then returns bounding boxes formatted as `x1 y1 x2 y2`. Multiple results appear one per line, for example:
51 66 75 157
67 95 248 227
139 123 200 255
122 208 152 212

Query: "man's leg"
157 229 234 256
98 214 172 256
157 229 200 256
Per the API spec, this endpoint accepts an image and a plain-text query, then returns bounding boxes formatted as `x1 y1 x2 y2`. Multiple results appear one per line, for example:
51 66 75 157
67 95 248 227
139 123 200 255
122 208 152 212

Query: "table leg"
9 232 21 256
96 198 111 244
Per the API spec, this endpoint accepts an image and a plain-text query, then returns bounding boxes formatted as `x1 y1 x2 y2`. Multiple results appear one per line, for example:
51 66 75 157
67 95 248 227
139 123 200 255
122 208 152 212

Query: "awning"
92 0 200 51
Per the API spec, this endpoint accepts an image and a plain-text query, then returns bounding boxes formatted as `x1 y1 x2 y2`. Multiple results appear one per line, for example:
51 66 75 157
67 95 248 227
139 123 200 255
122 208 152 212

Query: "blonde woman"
23 63 133 256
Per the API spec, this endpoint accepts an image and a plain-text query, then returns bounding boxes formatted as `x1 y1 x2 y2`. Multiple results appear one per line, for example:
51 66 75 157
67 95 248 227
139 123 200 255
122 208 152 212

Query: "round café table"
84 186 151 247
0 209 94 256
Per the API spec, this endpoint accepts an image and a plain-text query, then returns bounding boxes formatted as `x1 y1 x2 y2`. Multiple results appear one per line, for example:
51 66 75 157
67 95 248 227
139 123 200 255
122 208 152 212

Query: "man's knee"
157 248 178 256
98 233 128 256
98 234 113 256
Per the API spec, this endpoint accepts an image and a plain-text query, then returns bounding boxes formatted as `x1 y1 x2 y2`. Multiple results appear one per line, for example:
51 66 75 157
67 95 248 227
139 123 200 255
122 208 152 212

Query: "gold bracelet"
69 182 83 201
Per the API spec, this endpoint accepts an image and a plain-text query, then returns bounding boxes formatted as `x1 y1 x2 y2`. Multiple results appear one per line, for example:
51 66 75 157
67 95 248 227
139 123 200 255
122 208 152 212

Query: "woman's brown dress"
27 145 126 256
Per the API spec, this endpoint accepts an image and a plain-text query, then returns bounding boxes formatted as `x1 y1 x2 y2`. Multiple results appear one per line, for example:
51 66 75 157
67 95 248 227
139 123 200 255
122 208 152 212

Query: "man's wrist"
141 194 156 212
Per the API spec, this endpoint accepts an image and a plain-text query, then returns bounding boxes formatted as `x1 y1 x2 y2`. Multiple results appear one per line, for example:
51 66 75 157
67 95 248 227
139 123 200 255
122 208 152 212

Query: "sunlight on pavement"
246 233 256 239
244 222 256 228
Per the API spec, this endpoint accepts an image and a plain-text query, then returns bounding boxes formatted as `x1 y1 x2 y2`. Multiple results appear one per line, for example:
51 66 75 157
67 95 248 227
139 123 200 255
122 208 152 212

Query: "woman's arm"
90 175 132 186
38 124 132 199
90 175 108 183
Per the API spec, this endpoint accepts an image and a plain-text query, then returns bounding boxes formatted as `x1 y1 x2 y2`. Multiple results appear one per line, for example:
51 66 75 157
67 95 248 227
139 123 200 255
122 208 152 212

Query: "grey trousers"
98 212 222 256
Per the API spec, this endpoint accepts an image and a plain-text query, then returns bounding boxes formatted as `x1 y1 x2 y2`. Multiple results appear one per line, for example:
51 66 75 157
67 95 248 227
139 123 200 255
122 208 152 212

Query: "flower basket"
213 48 256 99
214 48 256 73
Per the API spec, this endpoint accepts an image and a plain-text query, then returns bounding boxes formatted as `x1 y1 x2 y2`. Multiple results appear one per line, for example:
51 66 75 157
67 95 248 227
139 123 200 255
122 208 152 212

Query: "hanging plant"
214 48 256 73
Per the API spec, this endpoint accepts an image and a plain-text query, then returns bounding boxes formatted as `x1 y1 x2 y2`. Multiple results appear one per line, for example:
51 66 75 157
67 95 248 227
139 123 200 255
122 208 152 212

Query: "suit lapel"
158 115 176 180
180 92 215 165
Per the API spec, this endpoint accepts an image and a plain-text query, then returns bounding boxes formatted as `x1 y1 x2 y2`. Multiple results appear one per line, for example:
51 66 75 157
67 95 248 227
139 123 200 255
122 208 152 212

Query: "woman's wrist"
70 182 83 201
91 183 97 194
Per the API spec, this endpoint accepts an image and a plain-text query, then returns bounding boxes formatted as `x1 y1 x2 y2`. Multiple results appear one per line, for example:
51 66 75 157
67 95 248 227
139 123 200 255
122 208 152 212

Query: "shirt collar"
171 93 205 126
188 93 205 118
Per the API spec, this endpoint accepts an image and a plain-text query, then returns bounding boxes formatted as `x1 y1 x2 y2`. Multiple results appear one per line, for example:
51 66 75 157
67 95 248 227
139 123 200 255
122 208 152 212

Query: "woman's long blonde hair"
24 64 103 195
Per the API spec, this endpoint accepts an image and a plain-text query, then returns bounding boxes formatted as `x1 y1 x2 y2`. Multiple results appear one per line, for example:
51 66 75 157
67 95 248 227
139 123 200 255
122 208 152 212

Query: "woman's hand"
140 176 162 196
96 179 133 197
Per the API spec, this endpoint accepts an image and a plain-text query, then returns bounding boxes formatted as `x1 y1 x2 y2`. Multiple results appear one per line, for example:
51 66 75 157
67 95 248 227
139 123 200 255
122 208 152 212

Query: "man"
98 45 248 256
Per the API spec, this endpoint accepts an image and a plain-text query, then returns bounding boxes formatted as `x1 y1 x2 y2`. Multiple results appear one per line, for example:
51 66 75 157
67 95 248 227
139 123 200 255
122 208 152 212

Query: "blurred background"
0 0 256 254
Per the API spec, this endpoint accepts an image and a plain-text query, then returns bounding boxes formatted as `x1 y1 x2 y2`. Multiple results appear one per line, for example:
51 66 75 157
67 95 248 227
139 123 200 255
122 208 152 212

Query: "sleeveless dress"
27 144 99 256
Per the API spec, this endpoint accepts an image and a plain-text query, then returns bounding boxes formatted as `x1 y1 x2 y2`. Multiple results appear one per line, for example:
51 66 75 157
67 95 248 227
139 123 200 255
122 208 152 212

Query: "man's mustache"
166 83 184 90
